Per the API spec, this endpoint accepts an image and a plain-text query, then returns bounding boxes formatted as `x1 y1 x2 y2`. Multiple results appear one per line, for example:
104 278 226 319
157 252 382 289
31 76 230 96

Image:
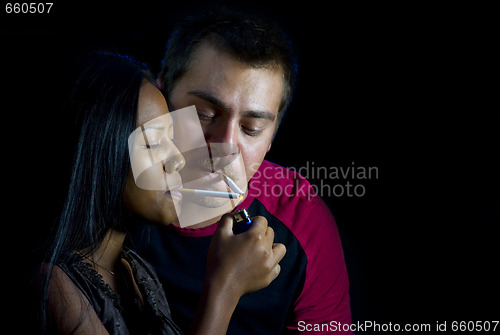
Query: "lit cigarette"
220 173 244 195
180 188 243 199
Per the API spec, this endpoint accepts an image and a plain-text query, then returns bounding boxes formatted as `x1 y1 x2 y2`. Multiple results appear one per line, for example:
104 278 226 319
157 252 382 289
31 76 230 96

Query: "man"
128 8 352 334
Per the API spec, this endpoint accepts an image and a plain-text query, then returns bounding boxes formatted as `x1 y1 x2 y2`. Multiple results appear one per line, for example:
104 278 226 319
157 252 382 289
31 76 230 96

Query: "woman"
40 52 286 334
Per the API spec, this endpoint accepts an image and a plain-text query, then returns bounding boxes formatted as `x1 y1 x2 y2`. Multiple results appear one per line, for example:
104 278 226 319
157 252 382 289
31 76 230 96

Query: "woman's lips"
166 184 184 198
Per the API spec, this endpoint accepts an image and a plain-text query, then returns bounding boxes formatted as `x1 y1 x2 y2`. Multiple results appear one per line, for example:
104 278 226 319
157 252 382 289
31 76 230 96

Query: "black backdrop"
3 1 499 332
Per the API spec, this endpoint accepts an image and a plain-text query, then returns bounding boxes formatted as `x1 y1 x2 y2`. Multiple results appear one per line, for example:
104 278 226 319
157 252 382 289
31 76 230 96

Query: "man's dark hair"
158 8 298 128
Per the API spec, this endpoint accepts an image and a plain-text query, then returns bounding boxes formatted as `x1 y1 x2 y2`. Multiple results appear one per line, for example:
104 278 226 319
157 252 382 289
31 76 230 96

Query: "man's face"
166 43 284 182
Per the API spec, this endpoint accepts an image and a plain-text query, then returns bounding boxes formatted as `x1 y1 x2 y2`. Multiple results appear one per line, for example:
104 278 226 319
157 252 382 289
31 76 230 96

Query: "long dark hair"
39 51 153 332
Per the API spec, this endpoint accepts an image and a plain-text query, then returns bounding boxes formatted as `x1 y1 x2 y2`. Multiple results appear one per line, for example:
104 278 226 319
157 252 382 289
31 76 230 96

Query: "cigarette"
180 188 243 199
220 173 244 195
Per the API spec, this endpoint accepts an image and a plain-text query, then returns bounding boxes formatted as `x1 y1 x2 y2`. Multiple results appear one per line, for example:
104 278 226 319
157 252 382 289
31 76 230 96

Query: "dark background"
2 1 499 331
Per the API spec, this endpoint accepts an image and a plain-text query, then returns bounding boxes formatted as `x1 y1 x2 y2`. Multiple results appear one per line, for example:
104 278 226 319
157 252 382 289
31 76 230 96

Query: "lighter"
232 208 252 234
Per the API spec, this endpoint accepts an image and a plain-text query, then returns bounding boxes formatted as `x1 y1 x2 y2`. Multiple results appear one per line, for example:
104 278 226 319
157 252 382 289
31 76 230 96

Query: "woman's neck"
87 229 126 279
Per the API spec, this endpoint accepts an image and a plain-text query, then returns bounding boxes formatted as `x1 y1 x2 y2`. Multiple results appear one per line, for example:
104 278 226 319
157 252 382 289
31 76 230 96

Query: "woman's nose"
163 153 185 174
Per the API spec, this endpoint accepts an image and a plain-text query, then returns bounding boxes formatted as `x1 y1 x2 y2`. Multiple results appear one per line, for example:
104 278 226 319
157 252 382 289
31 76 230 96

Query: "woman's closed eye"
141 143 161 150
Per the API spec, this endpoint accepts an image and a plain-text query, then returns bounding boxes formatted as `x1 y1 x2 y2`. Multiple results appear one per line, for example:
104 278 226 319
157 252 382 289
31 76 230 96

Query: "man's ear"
156 77 165 91
267 143 272 153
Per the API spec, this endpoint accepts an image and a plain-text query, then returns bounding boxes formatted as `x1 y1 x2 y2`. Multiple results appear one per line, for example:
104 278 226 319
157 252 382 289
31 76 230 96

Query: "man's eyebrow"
241 110 276 122
188 90 276 121
188 90 231 113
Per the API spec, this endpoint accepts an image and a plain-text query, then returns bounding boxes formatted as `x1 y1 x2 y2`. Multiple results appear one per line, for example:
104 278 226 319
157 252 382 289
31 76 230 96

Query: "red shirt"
128 160 353 334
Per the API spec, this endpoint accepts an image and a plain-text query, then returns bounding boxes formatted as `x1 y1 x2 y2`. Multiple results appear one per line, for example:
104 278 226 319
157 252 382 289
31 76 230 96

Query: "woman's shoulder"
48 254 120 311
42 261 112 334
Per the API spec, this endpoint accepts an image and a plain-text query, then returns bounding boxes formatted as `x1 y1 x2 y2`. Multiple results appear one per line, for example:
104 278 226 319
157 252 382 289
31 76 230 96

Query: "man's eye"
198 113 215 121
242 127 263 136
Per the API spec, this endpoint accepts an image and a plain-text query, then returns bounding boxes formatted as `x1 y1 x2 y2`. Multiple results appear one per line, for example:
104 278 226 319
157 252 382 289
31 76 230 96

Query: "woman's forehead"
137 81 171 126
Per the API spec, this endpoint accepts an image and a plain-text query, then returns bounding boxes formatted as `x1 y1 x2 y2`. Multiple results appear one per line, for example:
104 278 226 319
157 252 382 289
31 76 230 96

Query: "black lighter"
232 208 252 234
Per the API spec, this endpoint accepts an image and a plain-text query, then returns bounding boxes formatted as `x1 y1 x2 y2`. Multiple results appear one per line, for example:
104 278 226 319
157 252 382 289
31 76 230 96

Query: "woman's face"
124 80 185 225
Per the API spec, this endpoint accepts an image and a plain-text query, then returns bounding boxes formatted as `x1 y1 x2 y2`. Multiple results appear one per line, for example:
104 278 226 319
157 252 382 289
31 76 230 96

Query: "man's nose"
205 119 238 145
